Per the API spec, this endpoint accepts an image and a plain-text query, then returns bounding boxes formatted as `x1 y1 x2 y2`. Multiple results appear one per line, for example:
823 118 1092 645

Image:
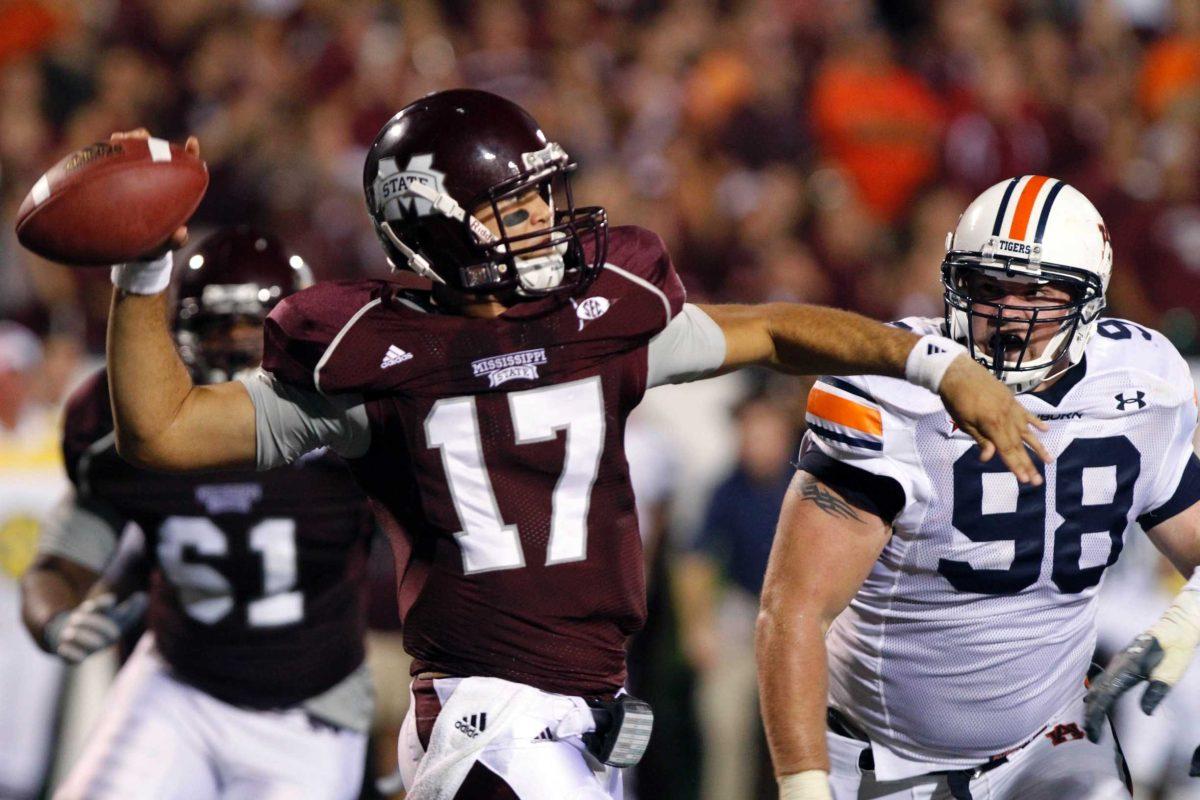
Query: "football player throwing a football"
21 228 377 800
100 91 1047 800
759 176 1200 800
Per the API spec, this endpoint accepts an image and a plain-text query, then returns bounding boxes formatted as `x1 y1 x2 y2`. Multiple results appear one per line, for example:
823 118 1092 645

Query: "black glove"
1083 634 1168 742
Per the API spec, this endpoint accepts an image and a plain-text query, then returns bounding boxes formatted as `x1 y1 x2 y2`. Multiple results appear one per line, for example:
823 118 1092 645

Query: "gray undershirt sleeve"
237 369 371 470
37 491 124 572
302 662 375 733
645 303 728 388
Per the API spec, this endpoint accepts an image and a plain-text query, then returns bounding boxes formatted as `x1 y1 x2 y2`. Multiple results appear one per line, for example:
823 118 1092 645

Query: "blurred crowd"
5 0 1200 358
4 0 1200 797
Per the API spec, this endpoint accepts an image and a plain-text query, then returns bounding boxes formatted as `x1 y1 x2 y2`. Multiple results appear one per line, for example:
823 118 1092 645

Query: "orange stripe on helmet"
806 388 883 436
1007 175 1050 241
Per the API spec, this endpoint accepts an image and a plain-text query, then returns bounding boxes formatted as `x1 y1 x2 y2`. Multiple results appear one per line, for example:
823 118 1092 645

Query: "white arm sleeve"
37 491 124 572
237 369 371 470
645 303 727 388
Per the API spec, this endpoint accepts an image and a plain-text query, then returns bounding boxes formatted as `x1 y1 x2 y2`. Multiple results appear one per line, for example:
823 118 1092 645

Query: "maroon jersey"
63 370 374 709
262 225 686 696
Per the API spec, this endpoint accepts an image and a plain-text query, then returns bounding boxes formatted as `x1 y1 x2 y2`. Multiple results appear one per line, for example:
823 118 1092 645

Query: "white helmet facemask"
942 176 1113 394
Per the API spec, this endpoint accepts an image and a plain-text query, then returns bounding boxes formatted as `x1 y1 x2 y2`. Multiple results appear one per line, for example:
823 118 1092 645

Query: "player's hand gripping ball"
15 134 206 265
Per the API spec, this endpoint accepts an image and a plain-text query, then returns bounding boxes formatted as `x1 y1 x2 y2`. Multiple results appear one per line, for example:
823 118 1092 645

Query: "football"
15 137 208 266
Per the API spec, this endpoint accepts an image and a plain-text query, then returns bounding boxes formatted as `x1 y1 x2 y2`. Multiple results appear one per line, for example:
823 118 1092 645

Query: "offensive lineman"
98 91 1047 799
21 228 376 800
758 176 1200 799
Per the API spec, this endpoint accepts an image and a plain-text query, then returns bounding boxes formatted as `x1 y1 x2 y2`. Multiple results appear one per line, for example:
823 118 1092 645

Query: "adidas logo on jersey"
535 726 555 741
380 345 414 369
456 713 487 738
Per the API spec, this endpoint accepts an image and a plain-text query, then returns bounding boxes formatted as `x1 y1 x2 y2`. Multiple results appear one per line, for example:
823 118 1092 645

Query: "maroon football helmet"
174 226 313 383
363 88 607 298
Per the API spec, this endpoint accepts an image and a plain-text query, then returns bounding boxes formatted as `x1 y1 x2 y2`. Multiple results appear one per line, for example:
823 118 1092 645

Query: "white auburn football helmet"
942 175 1112 393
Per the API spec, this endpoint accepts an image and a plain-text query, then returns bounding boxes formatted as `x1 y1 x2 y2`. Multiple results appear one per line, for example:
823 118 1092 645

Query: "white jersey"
802 316 1200 778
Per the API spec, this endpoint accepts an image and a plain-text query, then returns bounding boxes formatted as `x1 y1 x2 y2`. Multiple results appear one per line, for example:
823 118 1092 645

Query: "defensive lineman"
758 176 1200 800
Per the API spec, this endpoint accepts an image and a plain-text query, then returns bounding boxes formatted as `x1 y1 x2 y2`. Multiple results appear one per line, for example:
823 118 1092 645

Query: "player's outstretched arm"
105 131 256 471
1086 501 1200 755
757 471 892 799
698 303 1050 485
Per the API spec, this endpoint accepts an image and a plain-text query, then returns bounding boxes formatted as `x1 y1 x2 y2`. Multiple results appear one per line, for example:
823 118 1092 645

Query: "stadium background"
1 0 1200 797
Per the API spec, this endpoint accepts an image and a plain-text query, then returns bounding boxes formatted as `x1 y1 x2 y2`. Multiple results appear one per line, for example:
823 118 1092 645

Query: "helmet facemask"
943 252 1105 394
372 141 607 299
176 283 282 384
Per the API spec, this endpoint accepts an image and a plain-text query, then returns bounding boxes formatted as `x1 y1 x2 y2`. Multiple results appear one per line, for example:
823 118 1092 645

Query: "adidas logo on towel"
380 344 414 369
455 713 487 738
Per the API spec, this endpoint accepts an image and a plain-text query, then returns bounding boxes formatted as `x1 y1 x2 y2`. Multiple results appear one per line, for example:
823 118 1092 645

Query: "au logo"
373 154 447 219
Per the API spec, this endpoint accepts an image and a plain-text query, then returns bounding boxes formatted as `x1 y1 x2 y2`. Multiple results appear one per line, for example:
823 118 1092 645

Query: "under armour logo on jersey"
1115 391 1146 411
380 344 414 369
455 713 487 738
1045 722 1085 746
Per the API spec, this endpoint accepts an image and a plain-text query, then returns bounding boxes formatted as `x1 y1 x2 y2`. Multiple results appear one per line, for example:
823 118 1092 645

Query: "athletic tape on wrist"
111 252 173 295
905 334 968 394
1147 589 1200 686
777 770 832 800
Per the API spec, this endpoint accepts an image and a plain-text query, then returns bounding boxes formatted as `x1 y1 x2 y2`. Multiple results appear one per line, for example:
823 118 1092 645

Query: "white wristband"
111 252 173 295
778 770 832 800
905 334 968 394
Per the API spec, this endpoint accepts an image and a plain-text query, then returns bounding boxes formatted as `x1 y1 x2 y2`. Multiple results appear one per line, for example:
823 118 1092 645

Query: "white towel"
407 676 596 800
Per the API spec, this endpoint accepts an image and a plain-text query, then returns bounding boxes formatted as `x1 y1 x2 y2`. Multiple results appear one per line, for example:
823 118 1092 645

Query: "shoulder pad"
1088 319 1194 409
262 280 391 393
889 316 944 336
61 368 114 489
592 225 686 336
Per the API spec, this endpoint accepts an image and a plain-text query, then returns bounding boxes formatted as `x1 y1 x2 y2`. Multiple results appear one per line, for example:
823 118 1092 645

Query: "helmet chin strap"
975 319 1075 393
379 220 444 283
399 180 497 246
387 178 572 293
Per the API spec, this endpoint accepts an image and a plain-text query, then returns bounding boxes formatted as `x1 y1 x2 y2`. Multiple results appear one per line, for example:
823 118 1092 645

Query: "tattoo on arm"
799 481 863 522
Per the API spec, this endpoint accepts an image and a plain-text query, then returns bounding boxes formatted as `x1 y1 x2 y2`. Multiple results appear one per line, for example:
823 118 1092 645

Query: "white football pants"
397 675 624 800
828 694 1130 799
54 635 366 800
